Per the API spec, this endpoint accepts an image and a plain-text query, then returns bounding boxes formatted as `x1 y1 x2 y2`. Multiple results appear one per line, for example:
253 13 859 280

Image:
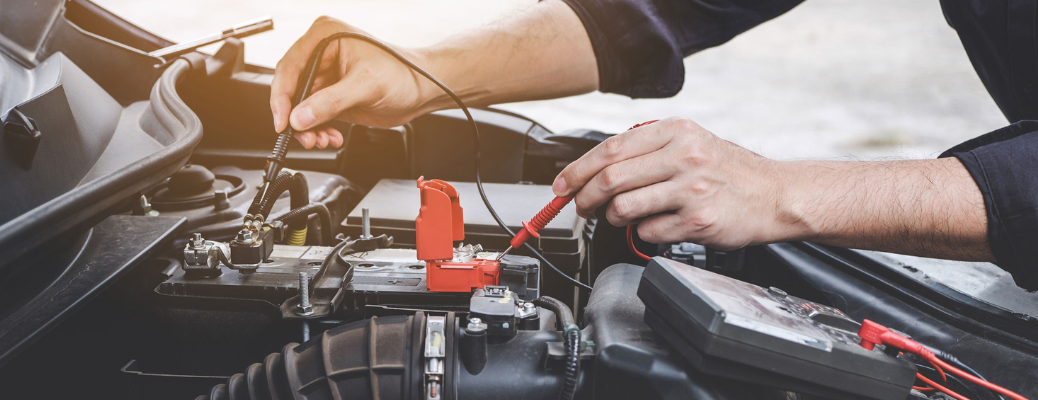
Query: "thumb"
289 76 372 131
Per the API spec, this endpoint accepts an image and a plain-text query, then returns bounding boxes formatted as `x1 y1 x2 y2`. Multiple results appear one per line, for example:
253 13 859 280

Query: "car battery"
343 179 590 302
638 257 917 400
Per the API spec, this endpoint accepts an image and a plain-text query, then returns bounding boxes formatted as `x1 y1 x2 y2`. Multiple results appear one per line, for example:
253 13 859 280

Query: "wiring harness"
858 319 1026 400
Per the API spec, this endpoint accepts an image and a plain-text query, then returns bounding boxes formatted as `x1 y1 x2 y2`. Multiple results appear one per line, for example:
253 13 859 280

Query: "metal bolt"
140 195 159 216
236 229 254 244
297 272 313 315
361 207 372 239
501 322 510 329
191 233 204 248
466 317 487 333
523 302 535 311
214 190 230 211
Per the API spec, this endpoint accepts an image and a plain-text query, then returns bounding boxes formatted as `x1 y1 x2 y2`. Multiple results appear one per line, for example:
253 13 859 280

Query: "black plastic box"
638 257 917 400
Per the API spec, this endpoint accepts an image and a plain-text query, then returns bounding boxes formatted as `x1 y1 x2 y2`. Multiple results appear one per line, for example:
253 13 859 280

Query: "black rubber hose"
248 169 309 227
534 296 574 328
194 313 425 400
533 296 580 400
274 203 333 246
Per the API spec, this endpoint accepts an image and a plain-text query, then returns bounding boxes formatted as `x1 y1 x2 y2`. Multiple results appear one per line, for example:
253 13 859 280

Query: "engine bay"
1 2 1037 399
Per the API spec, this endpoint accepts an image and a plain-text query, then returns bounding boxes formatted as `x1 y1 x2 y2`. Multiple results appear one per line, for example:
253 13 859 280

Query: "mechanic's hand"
552 118 797 250
271 17 437 149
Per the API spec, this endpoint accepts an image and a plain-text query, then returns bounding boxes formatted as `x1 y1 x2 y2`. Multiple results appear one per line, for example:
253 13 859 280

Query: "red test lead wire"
627 225 652 261
858 320 1029 400
496 196 573 260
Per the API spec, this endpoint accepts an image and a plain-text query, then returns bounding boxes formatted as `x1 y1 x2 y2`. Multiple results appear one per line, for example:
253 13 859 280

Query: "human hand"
270 16 439 149
552 118 800 250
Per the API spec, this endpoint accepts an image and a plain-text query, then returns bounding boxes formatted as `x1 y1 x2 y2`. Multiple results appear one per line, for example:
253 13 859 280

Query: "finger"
294 130 317 149
605 181 685 227
271 46 321 133
315 129 330 149
635 212 687 244
271 19 343 132
311 69 340 94
553 118 685 197
573 150 679 217
327 127 345 148
290 74 375 131
271 95 292 133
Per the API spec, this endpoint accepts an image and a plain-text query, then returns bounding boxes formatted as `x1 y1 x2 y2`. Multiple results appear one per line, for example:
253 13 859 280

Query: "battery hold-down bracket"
416 177 500 292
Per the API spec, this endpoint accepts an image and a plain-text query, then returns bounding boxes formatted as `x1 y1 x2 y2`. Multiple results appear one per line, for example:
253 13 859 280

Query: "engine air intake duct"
195 313 427 400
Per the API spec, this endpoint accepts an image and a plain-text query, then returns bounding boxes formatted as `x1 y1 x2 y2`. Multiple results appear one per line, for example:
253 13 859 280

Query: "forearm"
415 0 598 111
778 158 994 261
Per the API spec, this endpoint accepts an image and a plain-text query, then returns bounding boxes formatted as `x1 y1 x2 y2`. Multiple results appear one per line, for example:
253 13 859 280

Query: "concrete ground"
96 0 1008 160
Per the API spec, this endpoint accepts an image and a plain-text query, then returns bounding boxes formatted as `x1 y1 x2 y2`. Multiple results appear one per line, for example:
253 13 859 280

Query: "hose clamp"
424 315 446 400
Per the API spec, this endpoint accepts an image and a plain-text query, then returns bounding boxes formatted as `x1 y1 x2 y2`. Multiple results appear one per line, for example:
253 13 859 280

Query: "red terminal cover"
415 177 499 292
416 177 464 260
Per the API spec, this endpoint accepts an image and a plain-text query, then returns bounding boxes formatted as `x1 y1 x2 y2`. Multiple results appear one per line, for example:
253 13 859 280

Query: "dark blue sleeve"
942 121 1038 291
560 0 805 98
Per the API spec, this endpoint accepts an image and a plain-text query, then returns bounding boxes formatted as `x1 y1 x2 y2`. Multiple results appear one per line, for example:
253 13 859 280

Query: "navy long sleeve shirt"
560 0 1038 289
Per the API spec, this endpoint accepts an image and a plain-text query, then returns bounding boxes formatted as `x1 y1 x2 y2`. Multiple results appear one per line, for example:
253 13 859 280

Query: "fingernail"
293 106 316 130
296 133 314 149
552 177 568 195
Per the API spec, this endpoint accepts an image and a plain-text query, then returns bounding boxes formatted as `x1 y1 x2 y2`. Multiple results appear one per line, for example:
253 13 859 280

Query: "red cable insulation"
860 320 1028 400
626 225 651 261
916 373 970 400
931 357 1028 400
930 358 948 383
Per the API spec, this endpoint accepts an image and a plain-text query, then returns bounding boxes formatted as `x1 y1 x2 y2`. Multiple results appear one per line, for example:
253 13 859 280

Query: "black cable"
534 296 581 400
288 32 591 291
249 169 309 221
915 363 988 400
923 345 1007 400
274 202 333 245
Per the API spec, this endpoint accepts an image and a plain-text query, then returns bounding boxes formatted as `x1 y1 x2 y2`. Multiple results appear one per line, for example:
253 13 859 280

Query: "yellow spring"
286 227 308 246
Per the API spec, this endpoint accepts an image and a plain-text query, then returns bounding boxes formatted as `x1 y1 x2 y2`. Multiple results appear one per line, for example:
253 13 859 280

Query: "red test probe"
496 196 573 260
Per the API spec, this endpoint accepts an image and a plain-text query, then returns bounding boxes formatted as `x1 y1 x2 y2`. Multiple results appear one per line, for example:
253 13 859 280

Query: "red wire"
626 225 651 261
931 357 1029 400
929 358 948 383
865 320 1028 400
916 373 970 400
623 120 659 263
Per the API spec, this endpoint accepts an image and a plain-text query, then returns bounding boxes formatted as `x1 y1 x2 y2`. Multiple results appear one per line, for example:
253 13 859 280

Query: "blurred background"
95 0 1008 160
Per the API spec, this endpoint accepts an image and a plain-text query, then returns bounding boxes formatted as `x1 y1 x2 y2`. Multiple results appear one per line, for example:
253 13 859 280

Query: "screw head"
236 229 254 243
466 318 487 333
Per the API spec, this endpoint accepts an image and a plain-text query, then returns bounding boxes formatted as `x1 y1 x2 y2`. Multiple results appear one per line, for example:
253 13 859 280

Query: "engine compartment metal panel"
0 214 184 367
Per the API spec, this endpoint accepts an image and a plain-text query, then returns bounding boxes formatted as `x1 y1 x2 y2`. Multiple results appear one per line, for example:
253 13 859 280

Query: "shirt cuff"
943 120 1038 291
